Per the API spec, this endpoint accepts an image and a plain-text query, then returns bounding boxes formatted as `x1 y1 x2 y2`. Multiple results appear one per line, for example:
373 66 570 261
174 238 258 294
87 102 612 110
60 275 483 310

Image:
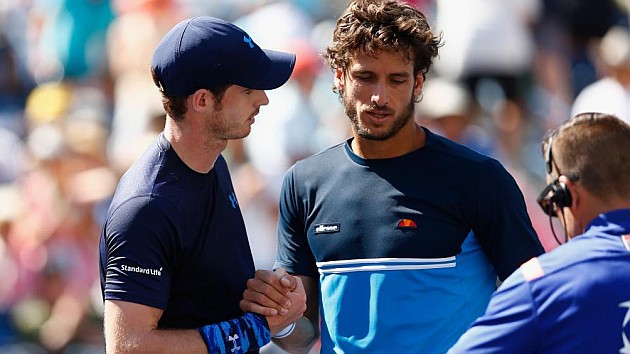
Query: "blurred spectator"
0 31 34 137
432 0 541 168
539 0 627 98
416 76 495 157
531 0 628 131
105 0 180 174
26 0 115 84
571 25 630 123
3 79 117 353
0 184 22 349
0 125 28 184
620 0 630 20
235 1 315 49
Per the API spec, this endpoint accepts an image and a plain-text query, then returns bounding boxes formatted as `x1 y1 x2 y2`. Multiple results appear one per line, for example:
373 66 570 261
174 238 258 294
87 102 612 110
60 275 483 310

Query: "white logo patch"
314 223 340 234
121 264 163 276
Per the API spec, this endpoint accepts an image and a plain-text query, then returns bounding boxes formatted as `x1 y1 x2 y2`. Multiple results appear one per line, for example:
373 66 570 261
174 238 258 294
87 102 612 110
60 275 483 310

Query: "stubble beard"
343 91 416 141
203 106 251 149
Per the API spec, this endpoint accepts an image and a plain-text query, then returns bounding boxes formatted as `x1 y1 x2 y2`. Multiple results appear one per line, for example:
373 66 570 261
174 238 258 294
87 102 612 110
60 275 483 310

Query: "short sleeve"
274 165 318 277
102 195 179 309
463 159 544 280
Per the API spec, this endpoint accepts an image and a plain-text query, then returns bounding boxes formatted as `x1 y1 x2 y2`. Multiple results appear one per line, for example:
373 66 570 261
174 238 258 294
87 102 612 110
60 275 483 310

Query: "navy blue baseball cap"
151 16 296 96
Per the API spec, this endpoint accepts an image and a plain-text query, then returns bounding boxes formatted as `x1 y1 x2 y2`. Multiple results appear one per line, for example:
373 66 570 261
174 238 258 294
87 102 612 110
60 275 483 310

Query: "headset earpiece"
550 180 572 209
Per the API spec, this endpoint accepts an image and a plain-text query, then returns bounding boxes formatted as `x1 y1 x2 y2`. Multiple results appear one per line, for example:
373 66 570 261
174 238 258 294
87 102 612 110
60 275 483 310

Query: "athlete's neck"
164 117 225 173
351 123 426 159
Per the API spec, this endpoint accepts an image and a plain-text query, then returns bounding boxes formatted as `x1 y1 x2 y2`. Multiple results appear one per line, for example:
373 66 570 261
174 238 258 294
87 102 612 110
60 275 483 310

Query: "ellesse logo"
314 223 340 234
397 219 417 229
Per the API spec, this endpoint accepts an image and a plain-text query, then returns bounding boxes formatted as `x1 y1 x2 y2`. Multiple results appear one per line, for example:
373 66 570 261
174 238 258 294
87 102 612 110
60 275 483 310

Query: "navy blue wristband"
198 313 271 353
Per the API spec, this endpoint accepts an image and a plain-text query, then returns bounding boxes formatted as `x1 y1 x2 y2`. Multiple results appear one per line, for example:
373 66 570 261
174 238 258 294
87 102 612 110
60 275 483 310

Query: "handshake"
240 268 308 338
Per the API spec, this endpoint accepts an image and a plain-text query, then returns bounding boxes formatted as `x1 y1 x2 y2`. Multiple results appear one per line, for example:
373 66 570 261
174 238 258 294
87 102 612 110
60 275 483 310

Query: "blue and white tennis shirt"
275 128 544 353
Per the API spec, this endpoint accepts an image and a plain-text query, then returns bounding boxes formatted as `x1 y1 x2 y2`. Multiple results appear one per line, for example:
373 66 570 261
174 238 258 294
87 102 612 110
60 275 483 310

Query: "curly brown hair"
325 0 442 82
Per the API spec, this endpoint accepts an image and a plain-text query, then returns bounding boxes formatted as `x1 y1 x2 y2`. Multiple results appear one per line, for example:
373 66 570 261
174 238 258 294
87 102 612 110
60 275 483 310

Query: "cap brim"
237 50 296 90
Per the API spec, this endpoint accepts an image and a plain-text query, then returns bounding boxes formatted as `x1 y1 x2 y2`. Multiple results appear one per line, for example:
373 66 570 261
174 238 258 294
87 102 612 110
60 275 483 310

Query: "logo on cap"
243 36 254 48
229 192 238 209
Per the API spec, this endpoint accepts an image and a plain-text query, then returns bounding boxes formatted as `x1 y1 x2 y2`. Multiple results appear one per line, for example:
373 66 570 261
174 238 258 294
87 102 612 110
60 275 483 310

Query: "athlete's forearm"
106 327 208 354
106 309 270 354
271 316 319 354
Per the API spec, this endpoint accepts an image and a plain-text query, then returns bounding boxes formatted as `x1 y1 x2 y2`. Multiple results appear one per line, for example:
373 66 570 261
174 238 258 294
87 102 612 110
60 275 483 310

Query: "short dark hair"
544 112 630 200
151 69 230 121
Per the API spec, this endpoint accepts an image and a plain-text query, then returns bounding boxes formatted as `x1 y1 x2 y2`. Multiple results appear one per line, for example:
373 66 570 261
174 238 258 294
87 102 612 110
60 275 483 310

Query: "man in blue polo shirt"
449 112 630 353
238 1 544 353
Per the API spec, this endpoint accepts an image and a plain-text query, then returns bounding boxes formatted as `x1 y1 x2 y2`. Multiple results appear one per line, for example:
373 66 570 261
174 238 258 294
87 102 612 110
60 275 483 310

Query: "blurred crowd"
0 0 629 353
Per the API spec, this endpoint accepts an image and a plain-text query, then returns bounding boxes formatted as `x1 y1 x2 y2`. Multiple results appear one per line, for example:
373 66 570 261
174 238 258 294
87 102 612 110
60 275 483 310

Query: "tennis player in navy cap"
99 16 305 353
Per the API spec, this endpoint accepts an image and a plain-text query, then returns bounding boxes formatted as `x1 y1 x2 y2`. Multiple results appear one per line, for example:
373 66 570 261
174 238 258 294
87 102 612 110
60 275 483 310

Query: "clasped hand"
240 268 307 336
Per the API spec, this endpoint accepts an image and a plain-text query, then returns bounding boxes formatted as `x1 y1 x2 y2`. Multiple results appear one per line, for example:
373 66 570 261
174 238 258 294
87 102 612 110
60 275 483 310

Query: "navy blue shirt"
274 128 544 353
100 133 255 329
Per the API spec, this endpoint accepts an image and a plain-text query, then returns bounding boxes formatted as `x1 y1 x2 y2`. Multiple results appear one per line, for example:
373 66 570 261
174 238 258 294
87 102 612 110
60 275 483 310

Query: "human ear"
334 69 344 92
413 72 424 97
190 89 212 112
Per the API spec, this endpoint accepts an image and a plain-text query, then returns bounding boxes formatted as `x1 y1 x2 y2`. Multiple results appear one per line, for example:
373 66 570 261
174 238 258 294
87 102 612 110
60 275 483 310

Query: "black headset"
539 135 582 244
547 180 572 211
542 136 573 213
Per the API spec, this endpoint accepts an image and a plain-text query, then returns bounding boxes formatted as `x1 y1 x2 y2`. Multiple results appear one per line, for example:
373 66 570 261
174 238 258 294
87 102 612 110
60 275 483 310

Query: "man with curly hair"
240 1 543 353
